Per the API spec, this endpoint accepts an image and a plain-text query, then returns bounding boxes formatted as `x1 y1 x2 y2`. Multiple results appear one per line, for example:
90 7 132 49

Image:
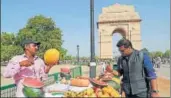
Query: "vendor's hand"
46 62 57 68
106 65 113 72
19 59 33 67
45 63 57 73
112 70 119 76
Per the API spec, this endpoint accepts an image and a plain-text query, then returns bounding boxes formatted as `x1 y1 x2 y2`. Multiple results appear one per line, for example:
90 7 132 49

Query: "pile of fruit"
64 91 78 97
95 86 120 97
64 88 96 97
64 86 120 97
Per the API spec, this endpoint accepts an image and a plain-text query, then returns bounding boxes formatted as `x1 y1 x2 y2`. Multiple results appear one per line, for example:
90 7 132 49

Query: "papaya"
70 78 90 87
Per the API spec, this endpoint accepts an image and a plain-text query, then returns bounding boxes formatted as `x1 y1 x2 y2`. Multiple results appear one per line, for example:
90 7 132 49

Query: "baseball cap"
21 39 41 48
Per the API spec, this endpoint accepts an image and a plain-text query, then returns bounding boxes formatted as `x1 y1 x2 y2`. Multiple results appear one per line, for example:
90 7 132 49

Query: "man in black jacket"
107 39 160 98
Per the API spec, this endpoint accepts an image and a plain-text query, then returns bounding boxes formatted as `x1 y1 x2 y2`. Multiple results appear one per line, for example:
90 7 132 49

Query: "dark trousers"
126 91 148 98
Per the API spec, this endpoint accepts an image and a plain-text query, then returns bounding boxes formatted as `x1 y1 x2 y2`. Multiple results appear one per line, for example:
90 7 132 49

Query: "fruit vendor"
106 39 160 98
2 39 56 97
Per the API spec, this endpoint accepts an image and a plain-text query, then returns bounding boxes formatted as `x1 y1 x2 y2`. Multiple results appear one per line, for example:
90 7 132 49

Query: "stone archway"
97 3 142 59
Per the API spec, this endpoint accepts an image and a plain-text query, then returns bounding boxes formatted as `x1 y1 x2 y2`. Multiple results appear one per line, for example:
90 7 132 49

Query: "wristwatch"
151 90 159 93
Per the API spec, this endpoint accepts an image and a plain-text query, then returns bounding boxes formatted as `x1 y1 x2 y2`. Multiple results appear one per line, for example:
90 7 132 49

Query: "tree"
163 50 170 58
1 15 69 62
65 55 73 60
1 44 23 61
141 48 150 55
1 32 23 62
154 51 163 57
16 15 66 58
1 32 16 45
149 52 155 58
95 56 99 61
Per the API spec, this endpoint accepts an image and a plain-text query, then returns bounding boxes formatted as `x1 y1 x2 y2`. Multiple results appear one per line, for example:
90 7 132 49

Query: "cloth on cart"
69 83 93 92
44 83 70 92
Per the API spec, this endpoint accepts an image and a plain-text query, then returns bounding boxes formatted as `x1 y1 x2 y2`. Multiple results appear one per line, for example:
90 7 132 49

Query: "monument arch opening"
112 28 126 58
112 28 126 37
97 4 142 59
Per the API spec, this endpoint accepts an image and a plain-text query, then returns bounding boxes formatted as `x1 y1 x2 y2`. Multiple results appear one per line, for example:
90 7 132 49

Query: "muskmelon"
70 78 90 87
44 48 60 65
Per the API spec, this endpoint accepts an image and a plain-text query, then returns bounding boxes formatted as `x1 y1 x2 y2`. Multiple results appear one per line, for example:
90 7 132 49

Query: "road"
155 64 170 80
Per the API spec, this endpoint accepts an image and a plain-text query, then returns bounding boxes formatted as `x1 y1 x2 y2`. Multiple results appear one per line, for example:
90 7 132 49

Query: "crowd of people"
152 57 170 68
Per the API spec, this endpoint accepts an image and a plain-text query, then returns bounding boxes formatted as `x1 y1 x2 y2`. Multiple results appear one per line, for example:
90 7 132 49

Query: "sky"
2 0 170 57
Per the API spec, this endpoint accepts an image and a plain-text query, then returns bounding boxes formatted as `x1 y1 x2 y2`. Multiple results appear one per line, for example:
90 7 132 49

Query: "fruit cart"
1 65 121 97
1 66 82 97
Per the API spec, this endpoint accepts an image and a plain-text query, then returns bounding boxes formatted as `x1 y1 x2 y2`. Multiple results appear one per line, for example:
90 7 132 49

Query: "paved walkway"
155 64 170 80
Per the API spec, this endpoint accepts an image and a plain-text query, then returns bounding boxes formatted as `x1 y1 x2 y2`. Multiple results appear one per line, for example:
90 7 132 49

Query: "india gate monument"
97 4 142 59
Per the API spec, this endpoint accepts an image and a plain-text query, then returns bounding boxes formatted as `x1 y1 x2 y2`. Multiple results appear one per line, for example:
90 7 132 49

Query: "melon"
70 78 90 87
23 86 44 97
22 77 45 97
44 48 60 65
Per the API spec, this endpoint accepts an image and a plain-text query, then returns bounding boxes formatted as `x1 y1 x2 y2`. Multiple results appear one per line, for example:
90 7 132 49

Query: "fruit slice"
23 77 44 88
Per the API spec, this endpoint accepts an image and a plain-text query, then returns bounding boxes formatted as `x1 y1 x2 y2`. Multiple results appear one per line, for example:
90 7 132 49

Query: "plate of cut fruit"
101 74 113 82
89 78 108 88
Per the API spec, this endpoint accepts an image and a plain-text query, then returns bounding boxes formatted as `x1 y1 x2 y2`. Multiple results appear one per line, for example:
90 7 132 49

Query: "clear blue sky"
2 0 170 57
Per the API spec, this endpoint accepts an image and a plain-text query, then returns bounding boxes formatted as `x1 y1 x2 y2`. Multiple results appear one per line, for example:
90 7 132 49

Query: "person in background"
100 62 107 75
2 39 56 97
156 57 161 68
152 58 156 68
106 39 160 98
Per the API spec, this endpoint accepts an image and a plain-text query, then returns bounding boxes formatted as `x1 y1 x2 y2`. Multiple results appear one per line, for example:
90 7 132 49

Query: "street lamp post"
90 0 96 78
77 45 79 64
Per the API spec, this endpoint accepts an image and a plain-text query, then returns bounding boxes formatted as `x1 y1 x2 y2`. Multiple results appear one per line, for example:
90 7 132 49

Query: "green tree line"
1 15 72 62
141 48 170 58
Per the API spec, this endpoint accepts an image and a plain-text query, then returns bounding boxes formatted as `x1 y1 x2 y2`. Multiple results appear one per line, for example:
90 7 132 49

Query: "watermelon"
22 77 45 97
23 77 44 88
23 86 44 97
